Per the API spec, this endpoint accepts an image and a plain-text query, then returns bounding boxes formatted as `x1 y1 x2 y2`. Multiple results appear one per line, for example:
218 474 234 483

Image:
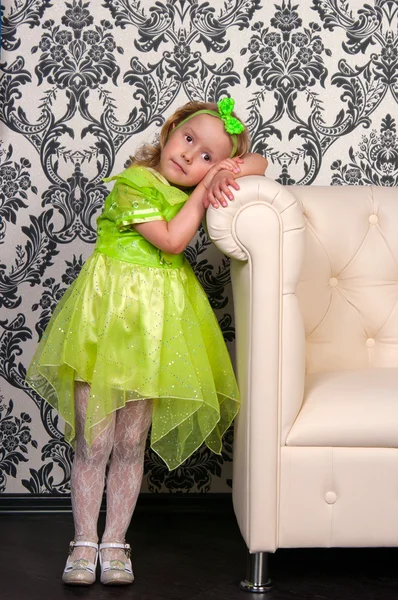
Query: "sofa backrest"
289 185 398 374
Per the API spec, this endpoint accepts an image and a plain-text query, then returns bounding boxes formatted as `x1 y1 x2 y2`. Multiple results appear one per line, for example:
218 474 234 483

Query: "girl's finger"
222 164 236 173
212 187 226 208
232 158 243 168
223 175 239 191
221 183 234 200
229 160 241 173
224 175 240 190
213 188 223 204
217 188 229 207
222 160 240 173
208 192 219 208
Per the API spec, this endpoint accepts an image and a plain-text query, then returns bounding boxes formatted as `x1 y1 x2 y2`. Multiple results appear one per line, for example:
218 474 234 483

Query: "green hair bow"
217 98 245 135
170 97 245 157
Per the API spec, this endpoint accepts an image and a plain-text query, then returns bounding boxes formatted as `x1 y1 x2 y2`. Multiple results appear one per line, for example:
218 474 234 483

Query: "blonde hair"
129 101 250 169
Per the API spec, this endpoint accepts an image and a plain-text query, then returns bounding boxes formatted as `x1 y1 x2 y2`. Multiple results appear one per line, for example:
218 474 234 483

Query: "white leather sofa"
206 176 398 592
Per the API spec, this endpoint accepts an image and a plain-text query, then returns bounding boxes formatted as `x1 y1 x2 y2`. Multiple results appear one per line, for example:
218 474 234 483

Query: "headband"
171 98 245 157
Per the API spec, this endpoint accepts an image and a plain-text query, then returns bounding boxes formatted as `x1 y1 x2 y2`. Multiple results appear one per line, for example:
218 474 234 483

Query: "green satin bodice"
95 166 190 268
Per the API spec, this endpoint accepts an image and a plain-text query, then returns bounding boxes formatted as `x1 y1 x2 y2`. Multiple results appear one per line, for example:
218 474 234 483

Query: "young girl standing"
26 98 268 586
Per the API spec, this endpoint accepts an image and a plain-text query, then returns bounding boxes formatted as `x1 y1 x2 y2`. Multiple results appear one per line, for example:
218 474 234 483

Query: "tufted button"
369 214 378 224
329 277 338 288
366 338 375 348
325 492 337 505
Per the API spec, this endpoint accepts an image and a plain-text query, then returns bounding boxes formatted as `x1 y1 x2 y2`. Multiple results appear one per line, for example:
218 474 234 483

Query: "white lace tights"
69 382 152 564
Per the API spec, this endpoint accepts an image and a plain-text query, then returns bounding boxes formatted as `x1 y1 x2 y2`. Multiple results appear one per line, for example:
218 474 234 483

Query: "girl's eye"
185 135 193 143
202 153 211 162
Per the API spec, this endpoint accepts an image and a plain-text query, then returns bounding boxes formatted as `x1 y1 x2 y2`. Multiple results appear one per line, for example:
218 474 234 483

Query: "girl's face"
158 114 233 187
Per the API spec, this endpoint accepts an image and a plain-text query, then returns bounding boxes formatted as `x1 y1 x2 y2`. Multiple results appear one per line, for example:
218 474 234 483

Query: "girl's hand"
201 157 243 195
203 153 268 209
203 169 240 209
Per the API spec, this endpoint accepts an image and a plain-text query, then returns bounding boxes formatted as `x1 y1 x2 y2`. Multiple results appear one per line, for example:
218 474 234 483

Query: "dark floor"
1 506 398 600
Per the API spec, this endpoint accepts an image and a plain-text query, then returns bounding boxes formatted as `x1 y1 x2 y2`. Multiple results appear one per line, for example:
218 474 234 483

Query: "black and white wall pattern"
1 0 397 496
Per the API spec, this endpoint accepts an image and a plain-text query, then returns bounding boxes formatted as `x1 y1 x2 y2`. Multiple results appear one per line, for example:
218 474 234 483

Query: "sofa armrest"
206 176 306 552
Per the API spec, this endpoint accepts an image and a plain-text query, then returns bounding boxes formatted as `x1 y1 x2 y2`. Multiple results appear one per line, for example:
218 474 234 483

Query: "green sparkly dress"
26 166 240 470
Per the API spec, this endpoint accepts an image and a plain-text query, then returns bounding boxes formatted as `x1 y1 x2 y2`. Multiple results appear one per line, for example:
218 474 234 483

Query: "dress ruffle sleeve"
103 166 190 230
105 179 165 231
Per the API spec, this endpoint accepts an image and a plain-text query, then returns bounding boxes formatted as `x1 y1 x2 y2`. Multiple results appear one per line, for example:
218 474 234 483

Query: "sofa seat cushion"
286 368 398 447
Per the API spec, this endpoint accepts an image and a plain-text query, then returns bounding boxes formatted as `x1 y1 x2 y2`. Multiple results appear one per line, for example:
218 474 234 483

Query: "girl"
26 98 268 586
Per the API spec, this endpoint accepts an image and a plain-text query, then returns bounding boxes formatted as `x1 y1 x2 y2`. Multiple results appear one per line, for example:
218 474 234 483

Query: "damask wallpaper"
0 0 397 498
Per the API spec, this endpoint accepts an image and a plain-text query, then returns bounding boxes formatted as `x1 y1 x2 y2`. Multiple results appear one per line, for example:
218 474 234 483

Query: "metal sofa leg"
240 550 272 593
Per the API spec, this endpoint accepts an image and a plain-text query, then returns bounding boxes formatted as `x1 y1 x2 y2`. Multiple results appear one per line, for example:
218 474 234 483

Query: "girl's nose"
181 151 192 164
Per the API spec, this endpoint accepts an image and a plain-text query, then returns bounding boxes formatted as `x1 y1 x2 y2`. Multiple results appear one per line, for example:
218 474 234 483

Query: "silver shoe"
99 542 134 585
62 540 98 585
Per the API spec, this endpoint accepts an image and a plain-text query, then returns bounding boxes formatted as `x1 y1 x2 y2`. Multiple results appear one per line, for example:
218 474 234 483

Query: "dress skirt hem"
26 252 240 470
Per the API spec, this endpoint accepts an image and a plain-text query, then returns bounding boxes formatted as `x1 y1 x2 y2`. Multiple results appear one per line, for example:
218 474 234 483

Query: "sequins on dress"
26 166 240 469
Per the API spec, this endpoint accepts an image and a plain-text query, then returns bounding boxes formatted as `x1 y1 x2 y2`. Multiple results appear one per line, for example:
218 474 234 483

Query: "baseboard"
0 493 234 514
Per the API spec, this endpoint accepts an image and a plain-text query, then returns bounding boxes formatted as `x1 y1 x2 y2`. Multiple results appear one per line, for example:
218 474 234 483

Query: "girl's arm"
133 159 241 255
134 183 206 255
237 152 268 176
204 152 268 208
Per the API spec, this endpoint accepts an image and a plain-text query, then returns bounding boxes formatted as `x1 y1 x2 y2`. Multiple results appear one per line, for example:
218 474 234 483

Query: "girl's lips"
171 159 185 174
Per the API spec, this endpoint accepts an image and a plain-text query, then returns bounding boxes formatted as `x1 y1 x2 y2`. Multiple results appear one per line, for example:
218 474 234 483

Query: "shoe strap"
70 540 98 551
100 542 130 550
